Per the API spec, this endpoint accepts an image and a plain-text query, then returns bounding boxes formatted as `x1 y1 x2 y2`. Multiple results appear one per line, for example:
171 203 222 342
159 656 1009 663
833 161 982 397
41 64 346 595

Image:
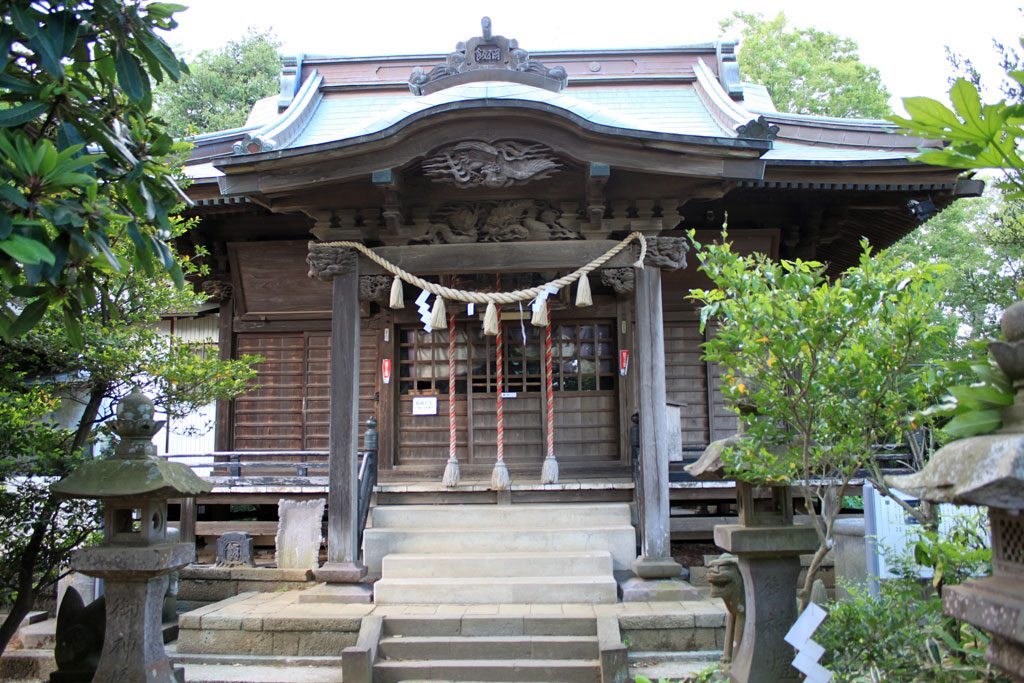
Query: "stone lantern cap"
685 434 739 481
51 387 212 500
887 301 1024 510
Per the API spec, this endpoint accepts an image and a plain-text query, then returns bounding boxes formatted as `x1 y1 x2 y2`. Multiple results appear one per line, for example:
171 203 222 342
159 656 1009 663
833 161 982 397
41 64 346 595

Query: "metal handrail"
357 417 379 549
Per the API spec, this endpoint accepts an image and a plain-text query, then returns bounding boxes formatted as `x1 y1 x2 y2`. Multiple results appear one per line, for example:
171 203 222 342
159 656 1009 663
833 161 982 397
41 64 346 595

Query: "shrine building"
174 19 976 591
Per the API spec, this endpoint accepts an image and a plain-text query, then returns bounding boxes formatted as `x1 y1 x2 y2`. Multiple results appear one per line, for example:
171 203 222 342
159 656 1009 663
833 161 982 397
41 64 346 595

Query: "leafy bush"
818 513 1008 682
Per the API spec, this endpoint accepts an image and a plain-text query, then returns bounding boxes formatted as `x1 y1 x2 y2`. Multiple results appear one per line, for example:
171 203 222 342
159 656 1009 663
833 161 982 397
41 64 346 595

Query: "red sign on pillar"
619 349 630 377
382 358 392 385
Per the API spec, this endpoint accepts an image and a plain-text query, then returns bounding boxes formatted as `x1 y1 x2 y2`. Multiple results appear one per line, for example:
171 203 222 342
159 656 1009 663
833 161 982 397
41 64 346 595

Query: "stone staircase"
0 611 55 682
366 503 634 605
344 613 625 683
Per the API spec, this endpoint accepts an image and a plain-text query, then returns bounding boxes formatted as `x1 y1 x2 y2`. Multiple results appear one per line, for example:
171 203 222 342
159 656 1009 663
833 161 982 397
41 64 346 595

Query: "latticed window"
397 321 614 395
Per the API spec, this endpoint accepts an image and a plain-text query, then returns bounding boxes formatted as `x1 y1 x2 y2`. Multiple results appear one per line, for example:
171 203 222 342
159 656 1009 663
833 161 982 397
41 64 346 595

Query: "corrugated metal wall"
156 315 218 472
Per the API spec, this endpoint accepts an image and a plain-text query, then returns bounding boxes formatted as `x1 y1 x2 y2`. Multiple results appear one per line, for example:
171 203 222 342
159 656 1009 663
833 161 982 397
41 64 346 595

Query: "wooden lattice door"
392 317 620 472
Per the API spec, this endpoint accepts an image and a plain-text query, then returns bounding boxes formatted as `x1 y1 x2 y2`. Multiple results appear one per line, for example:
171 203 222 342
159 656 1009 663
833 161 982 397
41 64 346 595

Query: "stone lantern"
686 400 818 683
51 388 212 683
888 301 1024 681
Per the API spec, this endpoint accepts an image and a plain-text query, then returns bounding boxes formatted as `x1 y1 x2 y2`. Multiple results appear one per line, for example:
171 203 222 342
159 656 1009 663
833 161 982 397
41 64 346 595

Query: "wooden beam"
356 240 636 276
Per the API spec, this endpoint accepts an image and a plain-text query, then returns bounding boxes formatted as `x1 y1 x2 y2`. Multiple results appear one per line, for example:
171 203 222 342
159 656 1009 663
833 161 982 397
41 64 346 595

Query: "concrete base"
632 556 683 579
297 583 373 604
314 562 367 584
620 577 704 602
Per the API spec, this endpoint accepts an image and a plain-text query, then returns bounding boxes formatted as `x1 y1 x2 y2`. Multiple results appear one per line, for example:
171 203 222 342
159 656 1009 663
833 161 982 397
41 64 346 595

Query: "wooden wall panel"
554 393 619 462
472 395 544 466
234 334 305 450
232 329 379 451
662 309 710 450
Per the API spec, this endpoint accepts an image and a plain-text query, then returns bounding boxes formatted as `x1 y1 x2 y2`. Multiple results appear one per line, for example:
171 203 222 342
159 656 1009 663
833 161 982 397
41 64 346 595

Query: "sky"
165 0 1023 113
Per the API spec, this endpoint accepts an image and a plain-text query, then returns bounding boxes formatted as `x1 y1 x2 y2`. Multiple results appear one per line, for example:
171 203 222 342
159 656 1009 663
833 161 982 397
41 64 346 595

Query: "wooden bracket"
372 169 404 231
586 162 610 230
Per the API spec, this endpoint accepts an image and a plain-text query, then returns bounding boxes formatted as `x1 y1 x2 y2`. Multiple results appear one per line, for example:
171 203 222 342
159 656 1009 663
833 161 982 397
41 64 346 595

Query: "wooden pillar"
316 253 367 582
178 498 196 545
633 265 682 578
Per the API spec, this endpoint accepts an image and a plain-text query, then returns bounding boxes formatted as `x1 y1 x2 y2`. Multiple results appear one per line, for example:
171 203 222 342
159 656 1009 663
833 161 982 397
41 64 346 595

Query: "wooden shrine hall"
177 18 976 583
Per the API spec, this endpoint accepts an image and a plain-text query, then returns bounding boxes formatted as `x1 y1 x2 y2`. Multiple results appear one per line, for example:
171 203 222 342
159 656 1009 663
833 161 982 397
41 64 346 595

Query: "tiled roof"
289 81 730 148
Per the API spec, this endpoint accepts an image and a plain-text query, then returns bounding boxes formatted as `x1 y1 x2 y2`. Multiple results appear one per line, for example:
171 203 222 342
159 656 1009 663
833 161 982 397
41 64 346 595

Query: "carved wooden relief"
644 236 689 270
421 141 561 189
409 200 582 244
601 267 635 294
307 244 358 280
359 275 392 304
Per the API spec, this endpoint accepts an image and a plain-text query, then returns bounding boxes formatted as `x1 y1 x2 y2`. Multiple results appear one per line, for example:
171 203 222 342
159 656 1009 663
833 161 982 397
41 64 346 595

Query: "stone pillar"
714 524 819 683
833 518 866 600
315 249 367 583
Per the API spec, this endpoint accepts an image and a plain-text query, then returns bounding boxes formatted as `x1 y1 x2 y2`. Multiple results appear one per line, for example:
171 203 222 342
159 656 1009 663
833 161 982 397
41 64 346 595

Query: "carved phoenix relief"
421 141 561 189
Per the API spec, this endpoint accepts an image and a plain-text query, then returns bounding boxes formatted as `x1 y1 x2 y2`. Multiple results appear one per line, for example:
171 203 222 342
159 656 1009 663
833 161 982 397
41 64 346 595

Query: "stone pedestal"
315 562 368 583
714 524 819 683
833 518 867 600
72 542 193 683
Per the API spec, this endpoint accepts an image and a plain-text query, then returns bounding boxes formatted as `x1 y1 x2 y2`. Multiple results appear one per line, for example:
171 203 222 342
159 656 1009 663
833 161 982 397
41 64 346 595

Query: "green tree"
720 12 891 119
0 0 193 340
156 29 281 137
0 224 259 656
690 237 950 608
886 194 1024 343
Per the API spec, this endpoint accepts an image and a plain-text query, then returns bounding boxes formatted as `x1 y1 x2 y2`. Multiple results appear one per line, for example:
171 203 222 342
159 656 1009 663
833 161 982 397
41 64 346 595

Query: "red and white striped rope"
448 312 457 462
495 304 504 463
545 321 554 459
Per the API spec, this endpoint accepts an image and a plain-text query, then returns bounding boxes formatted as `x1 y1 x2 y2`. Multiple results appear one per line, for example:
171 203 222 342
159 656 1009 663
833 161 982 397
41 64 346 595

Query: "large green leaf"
948 384 1014 411
8 297 50 337
941 409 1003 439
114 48 148 102
0 234 55 265
0 103 48 128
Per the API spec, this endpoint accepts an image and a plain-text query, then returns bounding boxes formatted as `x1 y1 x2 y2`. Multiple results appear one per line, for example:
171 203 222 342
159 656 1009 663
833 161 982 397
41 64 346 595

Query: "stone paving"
177 589 728 657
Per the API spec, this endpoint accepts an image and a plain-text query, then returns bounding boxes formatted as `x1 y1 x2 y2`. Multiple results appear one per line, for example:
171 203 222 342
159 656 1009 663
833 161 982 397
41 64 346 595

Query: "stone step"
375 576 619 604
384 615 597 638
181 663 344 683
381 551 613 579
372 658 601 683
364 526 636 574
12 620 56 650
370 503 631 530
379 635 599 661
0 648 56 681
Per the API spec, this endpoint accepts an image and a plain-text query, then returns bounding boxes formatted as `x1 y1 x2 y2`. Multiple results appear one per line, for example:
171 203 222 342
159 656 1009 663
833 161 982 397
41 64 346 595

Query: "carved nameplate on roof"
422 140 561 188
409 17 568 96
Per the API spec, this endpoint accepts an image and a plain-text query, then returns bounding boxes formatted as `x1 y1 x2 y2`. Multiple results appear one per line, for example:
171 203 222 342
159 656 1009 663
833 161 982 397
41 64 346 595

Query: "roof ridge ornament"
736 115 781 140
409 17 568 96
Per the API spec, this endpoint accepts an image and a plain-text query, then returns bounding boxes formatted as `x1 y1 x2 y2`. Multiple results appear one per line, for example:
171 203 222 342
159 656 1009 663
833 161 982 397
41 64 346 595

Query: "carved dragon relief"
409 200 583 245
422 141 561 189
